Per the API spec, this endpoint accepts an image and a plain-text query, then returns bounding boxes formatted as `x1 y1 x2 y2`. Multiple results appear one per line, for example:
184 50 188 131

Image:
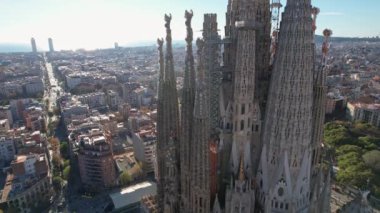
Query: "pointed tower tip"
238 154 245 181
185 10 193 19
157 38 164 47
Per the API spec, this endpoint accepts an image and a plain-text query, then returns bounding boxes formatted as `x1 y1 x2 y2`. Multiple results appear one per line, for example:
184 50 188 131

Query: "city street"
43 53 63 125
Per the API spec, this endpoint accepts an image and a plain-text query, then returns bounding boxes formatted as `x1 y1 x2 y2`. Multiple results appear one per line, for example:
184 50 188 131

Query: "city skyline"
0 0 379 51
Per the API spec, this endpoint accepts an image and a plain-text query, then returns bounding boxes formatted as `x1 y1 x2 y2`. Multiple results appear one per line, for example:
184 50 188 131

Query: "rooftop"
109 181 157 210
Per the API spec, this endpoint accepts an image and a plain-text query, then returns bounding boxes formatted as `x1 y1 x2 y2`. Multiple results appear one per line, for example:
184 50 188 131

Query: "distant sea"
0 43 32 53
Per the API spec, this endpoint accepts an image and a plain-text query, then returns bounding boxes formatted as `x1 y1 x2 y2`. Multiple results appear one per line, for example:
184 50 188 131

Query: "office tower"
31 37 37 53
48 38 54 52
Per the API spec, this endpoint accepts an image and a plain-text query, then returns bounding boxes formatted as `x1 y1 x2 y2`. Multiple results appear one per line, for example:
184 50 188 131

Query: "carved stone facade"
257 0 316 212
156 0 331 212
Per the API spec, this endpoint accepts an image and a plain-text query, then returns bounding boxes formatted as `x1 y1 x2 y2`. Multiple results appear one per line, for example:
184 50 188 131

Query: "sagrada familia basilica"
156 0 332 212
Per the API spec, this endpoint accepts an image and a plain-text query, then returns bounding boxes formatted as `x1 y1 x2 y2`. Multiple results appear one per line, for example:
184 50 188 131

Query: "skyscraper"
31 38 37 53
48 38 54 52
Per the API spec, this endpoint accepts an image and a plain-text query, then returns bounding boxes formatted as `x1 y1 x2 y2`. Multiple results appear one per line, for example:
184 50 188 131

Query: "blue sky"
0 0 378 50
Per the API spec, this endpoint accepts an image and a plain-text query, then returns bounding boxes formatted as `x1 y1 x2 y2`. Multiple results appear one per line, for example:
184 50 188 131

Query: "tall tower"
156 14 180 213
31 38 37 53
188 38 211 213
203 14 222 135
180 10 196 213
229 0 259 178
257 0 315 211
255 0 272 119
219 0 269 205
223 0 242 79
309 28 333 213
48 38 54 52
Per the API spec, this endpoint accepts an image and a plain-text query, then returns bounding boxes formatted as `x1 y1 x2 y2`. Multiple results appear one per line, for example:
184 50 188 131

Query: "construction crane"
270 0 283 64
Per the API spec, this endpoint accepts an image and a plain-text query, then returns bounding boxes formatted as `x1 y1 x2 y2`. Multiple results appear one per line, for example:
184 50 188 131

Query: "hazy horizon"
1 0 379 51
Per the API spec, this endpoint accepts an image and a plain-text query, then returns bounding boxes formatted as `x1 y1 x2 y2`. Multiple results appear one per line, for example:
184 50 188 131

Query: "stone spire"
257 0 315 211
255 0 272 118
309 29 333 213
203 13 221 134
311 28 332 174
157 13 180 213
189 38 210 213
229 0 258 177
223 0 242 76
180 10 195 213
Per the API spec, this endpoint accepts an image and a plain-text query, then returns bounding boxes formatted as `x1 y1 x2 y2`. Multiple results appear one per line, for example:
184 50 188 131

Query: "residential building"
23 106 46 132
347 102 380 127
106 90 119 110
76 92 106 109
0 105 13 127
131 129 157 174
0 154 52 212
0 136 16 163
0 119 10 133
77 131 116 191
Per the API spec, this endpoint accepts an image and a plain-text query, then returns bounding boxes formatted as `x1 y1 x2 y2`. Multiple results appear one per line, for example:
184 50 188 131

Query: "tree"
336 162 374 189
52 154 62 170
120 171 132 186
63 159 70 168
363 150 380 173
60 142 69 159
358 136 380 151
63 166 70 180
336 145 362 156
53 176 63 192
324 123 355 147
337 152 362 170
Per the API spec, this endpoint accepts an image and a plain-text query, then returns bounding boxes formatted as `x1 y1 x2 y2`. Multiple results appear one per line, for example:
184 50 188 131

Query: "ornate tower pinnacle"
180 9 196 213
164 14 175 83
157 13 180 213
189 38 211 213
